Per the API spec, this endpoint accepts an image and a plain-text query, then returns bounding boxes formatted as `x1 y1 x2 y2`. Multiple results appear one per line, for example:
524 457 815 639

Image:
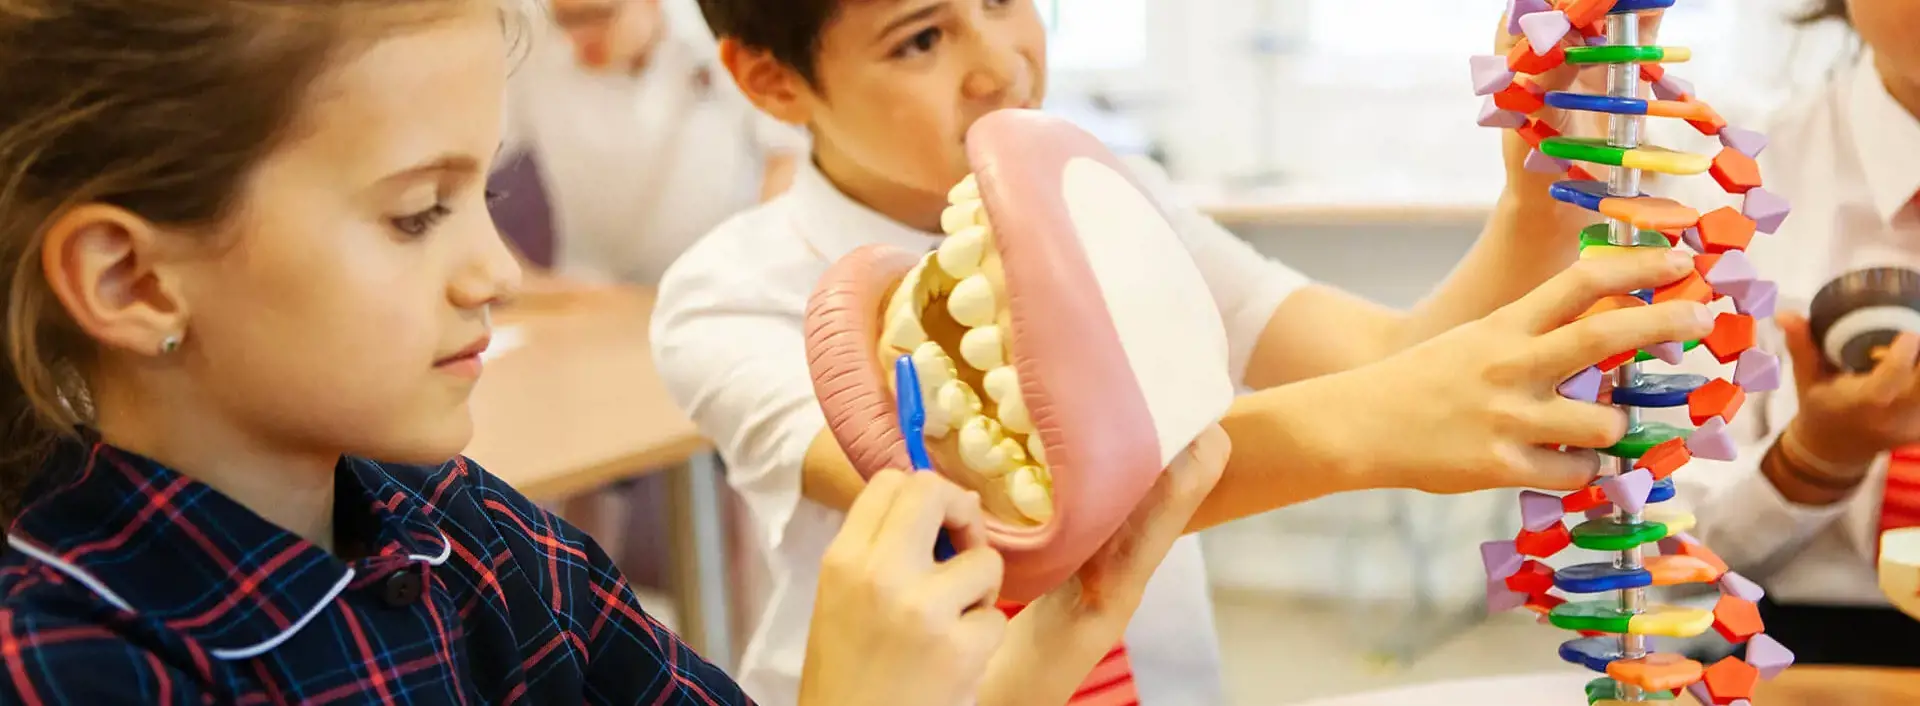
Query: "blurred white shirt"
1645 49 1920 607
651 156 1310 706
502 28 805 284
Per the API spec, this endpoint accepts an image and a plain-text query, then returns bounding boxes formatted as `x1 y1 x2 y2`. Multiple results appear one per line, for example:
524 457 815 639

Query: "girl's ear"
39 204 190 357
717 37 813 127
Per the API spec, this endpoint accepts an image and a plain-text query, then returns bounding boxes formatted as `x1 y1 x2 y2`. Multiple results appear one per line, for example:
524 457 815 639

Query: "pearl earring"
158 335 181 355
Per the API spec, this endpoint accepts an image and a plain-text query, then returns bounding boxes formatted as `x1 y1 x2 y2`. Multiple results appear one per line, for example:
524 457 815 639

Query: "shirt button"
382 571 424 608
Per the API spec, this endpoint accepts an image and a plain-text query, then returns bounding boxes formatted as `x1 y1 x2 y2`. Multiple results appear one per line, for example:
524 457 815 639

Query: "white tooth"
1026 435 1047 466
937 225 990 278
958 417 1026 477
947 275 997 328
982 366 1018 402
959 325 1005 370
949 173 979 204
941 200 985 234
936 380 982 426
997 395 1033 434
1007 466 1053 523
881 307 927 352
911 342 958 387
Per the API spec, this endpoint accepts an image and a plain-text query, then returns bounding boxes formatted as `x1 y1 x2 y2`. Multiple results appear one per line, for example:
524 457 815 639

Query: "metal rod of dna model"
1471 1 1798 703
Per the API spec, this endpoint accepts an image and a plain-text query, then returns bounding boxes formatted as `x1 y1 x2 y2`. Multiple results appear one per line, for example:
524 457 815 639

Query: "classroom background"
474 0 1897 702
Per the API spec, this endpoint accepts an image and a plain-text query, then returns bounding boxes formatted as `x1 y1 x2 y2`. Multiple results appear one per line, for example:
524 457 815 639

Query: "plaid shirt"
0 439 753 705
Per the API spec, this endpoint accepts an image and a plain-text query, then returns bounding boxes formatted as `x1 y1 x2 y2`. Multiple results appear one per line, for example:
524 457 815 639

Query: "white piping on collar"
5 534 132 613
409 531 452 566
208 568 354 662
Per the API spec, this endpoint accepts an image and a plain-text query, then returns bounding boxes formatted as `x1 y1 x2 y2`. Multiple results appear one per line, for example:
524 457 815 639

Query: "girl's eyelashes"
391 203 452 237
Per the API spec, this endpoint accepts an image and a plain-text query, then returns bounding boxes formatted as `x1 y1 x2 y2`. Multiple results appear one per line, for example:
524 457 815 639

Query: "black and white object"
1808 267 1920 373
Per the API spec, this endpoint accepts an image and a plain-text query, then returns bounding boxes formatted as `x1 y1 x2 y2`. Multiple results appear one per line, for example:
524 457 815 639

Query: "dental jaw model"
1474 1 1796 703
805 109 1234 602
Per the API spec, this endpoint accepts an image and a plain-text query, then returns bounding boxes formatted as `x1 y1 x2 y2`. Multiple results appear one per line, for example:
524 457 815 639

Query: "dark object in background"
1808 267 1920 373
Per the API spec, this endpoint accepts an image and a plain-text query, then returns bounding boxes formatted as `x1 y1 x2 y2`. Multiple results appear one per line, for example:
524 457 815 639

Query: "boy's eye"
893 27 942 58
391 203 452 237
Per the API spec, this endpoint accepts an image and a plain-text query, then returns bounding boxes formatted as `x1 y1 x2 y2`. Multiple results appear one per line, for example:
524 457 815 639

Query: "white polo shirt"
502 30 805 284
1646 50 1920 607
651 156 1309 705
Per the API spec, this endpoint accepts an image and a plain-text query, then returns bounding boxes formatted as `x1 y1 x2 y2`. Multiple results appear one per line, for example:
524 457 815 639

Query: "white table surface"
1291 672 1605 706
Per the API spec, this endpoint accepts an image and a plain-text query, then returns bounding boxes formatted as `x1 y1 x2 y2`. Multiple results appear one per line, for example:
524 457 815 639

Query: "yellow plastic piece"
1646 508 1696 535
1627 605 1715 638
1663 47 1692 62
1580 245 1641 260
1620 147 1712 176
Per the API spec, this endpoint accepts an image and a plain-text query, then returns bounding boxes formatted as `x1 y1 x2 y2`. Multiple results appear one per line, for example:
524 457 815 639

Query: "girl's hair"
1796 0 1851 25
0 0 506 523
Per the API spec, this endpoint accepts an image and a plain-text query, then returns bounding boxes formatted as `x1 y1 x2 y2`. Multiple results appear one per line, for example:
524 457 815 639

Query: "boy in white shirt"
1647 0 1920 667
500 0 805 284
654 3 1716 703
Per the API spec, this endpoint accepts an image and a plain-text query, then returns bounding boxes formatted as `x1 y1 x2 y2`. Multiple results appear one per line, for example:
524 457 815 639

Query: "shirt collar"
1847 49 1920 226
6 440 451 661
788 158 945 262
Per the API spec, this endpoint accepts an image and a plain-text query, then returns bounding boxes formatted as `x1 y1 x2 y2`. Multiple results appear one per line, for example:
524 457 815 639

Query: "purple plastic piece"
1681 227 1705 252
1482 540 1524 580
1520 490 1564 532
1731 279 1778 318
1480 99 1529 129
1647 340 1687 365
1652 74 1694 101
1688 417 1737 461
1602 469 1655 515
1487 578 1528 613
1719 571 1767 602
1706 249 1758 287
1747 633 1796 679
1525 148 1571 174
1687 683 1713 705
1734 348 1781 392
1520 10 1571 51
1508 0 1551 36
1559 366 1603 402
1744 187 1792 234
1472 55 1516 96
1720 126 1769 158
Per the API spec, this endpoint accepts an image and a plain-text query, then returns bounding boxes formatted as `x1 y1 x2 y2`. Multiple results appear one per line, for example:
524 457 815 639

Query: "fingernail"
1666 250 1694 269
1690 302 1715 325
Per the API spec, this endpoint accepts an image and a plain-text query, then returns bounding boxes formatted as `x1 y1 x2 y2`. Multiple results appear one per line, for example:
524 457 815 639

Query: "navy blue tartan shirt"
0 440 754 705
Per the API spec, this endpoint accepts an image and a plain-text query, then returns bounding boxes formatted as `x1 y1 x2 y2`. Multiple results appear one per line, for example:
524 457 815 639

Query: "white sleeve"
1123 156 1312 387
650 241 825 551
1650 316 1855 577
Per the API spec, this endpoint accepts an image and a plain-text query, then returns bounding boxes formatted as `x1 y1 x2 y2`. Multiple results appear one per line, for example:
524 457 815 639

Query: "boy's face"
1851 0 1920 97
801 0 1048 201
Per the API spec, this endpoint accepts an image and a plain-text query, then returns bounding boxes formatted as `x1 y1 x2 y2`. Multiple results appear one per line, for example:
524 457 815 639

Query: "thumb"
1778 311 1828 386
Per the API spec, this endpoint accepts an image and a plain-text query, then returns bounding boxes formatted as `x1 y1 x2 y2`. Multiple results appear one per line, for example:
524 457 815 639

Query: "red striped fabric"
996 601 1139 706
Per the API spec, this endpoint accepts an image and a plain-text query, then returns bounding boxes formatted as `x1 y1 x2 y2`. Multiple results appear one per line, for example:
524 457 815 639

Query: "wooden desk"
1291 666 1920 705
463 286 736 668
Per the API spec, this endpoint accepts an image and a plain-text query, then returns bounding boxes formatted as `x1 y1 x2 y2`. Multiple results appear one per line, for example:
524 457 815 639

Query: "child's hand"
1781 312 1920 471
974 426 1230 706
1326 248 1714 494
800 470 1007 706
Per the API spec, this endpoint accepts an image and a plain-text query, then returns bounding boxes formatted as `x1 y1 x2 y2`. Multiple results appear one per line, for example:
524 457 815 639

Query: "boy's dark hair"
696 0 837 85
1795 0 1850 25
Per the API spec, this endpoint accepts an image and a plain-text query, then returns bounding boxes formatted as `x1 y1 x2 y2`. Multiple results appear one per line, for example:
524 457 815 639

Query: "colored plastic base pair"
1474 1 1797 703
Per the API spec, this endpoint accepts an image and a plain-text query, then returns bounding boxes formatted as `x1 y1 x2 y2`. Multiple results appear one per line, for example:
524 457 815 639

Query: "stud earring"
158 335 181 355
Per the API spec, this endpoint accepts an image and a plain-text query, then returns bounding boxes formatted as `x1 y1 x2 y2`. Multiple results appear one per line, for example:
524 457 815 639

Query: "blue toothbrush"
894 354 960 562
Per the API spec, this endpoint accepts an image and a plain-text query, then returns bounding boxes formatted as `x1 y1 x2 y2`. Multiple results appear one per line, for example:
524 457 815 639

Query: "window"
1036 0 1148 72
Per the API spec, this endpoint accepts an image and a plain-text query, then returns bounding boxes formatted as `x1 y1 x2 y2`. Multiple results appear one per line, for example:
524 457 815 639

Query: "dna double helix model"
1472 1 1798 703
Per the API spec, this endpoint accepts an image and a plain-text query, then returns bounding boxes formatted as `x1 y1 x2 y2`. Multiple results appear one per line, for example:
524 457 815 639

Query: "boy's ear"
39 204 190 358
717 37 812 126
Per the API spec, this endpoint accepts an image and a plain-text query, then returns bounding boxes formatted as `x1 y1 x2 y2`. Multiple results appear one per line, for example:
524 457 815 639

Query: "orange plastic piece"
1703 313 1756 364
1693 253 1722 278
1653 271 1713 305
1688 379 1747 426
1507 560 1557 593
1496 79 1547 114
1645 554 1725 586
1563 485 1609 513
1641 64 1667 84
1702 657 1760 704
1696 206 1756 254
1599 196 1700 231
1525 591 1567 617
1517 118 1561 148
1517 521 1572 558
1660 227 1687 245
1558 0 1619 27
1709 147 1763 194
1683 96 1727 135
1508 38 1567 75
1672 538 1730 575
1645 100 1719 122
1579 294 1646 321
1608 653 1705 692
1635 438 1693 481
1712 595 1765 643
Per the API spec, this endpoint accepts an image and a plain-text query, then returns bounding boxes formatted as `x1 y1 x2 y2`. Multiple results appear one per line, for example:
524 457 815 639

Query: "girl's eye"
391 203 452 237
985 0 1012 7
893 27 942 58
